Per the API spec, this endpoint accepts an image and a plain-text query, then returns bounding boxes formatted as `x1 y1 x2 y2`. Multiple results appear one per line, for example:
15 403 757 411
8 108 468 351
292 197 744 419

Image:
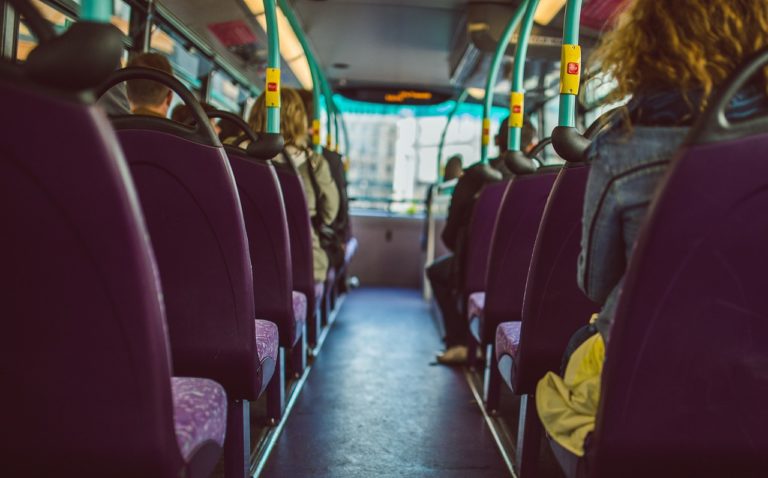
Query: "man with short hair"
126 52 174 118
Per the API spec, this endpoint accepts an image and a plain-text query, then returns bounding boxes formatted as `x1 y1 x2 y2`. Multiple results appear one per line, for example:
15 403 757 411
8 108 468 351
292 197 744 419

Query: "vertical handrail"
558 0 583 127
278 0 324 152
436 89 469 182
508 0 540 151
80 0 111 22
480 0 528 162
263 0 281 134
319 72 335 150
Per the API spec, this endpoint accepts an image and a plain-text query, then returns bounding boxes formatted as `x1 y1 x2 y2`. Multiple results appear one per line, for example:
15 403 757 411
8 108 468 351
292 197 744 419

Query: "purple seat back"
0 78 182 476
115 127 260 400
590 133 768 477
514 164 599 394
464 181 509 295
226 149 298 347
275 166 316 322
483 170 558 343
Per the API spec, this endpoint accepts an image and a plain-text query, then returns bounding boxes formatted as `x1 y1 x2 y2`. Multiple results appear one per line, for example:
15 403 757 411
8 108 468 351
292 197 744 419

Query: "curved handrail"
97 67 220 146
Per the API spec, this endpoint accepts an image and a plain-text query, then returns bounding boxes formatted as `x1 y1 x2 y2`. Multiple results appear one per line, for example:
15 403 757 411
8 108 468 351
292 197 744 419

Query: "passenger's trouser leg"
426 254 465 347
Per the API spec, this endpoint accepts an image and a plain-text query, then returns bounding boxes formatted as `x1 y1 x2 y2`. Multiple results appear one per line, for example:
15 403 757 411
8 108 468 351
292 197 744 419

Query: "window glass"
210 70 243 113
110 0 130 36
336 95 507 216
16 0 75 61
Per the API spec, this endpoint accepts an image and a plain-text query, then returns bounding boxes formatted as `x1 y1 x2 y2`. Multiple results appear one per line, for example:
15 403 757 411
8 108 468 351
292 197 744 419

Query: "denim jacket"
578 126 688 341
578 88 768 342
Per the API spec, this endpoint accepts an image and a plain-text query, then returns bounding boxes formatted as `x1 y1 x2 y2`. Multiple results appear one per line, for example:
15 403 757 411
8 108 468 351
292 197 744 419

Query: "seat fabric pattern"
255 319 279 365
171 377 228 461
292 291 308 328
495 321 522 360
468 292 485 321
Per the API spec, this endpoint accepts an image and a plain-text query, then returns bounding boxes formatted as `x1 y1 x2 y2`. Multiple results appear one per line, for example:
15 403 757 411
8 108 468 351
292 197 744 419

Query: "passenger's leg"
427 255 467 363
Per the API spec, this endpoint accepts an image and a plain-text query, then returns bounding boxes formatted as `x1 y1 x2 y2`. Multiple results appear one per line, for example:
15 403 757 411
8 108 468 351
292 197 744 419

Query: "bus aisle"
261 288 510 478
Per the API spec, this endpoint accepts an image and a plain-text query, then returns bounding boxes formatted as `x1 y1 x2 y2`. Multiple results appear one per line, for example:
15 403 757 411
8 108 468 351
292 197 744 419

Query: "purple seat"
481 169 558 412
345 236 359 264
276 166 319 345
468 292 486 339
225 147 303 348
464 181 508 339
315 282 325 304
496 164 599 477
483 170 559 346
497 164 599 394
0 22 225 477
99 68 275 478
171 377 228 461
292 291 308 332
579 111 768 478
495 321 521 359
255 319 279 390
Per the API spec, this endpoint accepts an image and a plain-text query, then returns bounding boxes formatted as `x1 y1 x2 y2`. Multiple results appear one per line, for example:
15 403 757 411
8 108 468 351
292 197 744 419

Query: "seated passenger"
429 118 537 365
536 0 768 458
443 154 463 181
248 88 340 283
170 102 221 135
125 52 173 118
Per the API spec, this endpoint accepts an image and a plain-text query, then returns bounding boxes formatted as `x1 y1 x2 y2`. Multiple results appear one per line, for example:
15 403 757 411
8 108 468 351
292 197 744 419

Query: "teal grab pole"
481 0 528 162
334 95 351 157
319 73 335 150
333 102 341 152
80 0 111 22
508 0 540 151
437 90 468 182
278 0 324 151
558 0 583 127
264 0 280 134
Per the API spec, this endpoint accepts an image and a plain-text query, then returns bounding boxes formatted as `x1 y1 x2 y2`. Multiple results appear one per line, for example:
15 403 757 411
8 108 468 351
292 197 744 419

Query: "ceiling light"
466 87 485 100
534 0 566 25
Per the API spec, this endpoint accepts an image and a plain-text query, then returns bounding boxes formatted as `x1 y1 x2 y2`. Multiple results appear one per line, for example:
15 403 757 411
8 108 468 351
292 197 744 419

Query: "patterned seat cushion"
255 319 278 365
467 292 485 321
495 321 522 361
292 291 307 326
171 377 227 462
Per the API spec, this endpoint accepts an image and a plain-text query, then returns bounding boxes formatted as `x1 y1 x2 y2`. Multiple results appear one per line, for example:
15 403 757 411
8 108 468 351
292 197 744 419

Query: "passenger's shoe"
436 345 468 365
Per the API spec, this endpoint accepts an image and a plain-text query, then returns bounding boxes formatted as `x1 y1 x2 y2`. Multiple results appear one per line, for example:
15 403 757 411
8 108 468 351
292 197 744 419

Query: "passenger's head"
495 117 537 154
249 88 308 148
521 119 537 154
126 53 174 117
170 102 221 134
444 155 463 181
590 0 768 110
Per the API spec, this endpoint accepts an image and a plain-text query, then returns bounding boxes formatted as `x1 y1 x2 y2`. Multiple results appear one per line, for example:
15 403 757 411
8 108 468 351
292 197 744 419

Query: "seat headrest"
25 22 123 92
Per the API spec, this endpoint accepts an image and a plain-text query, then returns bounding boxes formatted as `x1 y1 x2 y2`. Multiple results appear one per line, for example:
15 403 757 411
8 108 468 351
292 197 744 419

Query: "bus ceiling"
156 0 626 101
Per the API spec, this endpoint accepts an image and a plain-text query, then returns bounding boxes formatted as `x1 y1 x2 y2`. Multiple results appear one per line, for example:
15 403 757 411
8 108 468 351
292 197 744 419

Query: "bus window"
209 69 245 113
16 0 74 61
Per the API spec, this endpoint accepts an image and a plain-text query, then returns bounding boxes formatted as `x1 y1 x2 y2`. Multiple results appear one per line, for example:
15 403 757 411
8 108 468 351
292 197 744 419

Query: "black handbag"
290 148 346 270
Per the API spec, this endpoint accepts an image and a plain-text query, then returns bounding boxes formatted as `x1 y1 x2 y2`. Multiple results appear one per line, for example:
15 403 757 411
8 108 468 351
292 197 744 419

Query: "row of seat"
459 49 768 477
1 9 354 478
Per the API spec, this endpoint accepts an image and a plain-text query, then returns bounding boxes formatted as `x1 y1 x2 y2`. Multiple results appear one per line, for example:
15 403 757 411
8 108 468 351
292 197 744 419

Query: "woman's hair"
248 88 308 147
588 0 768 110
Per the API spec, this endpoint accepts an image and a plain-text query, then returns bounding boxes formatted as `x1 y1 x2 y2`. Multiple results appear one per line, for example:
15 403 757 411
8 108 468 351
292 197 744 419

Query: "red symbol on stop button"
567 62 580 75
513 105 522 114
268 82 278 92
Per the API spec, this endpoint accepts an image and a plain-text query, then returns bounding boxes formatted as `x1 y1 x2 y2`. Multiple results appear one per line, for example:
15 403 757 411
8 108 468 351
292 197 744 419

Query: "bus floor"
260 287 511 477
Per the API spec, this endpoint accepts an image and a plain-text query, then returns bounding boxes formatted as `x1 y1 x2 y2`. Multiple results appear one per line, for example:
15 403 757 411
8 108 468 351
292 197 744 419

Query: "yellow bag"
535 331 605 456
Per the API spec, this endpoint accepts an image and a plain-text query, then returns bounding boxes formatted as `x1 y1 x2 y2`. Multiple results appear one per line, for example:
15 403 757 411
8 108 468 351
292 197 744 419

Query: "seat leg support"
266 348 285 425
224 399 250 478
290 325 307 378
483 343 501 413
516 394 542 478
